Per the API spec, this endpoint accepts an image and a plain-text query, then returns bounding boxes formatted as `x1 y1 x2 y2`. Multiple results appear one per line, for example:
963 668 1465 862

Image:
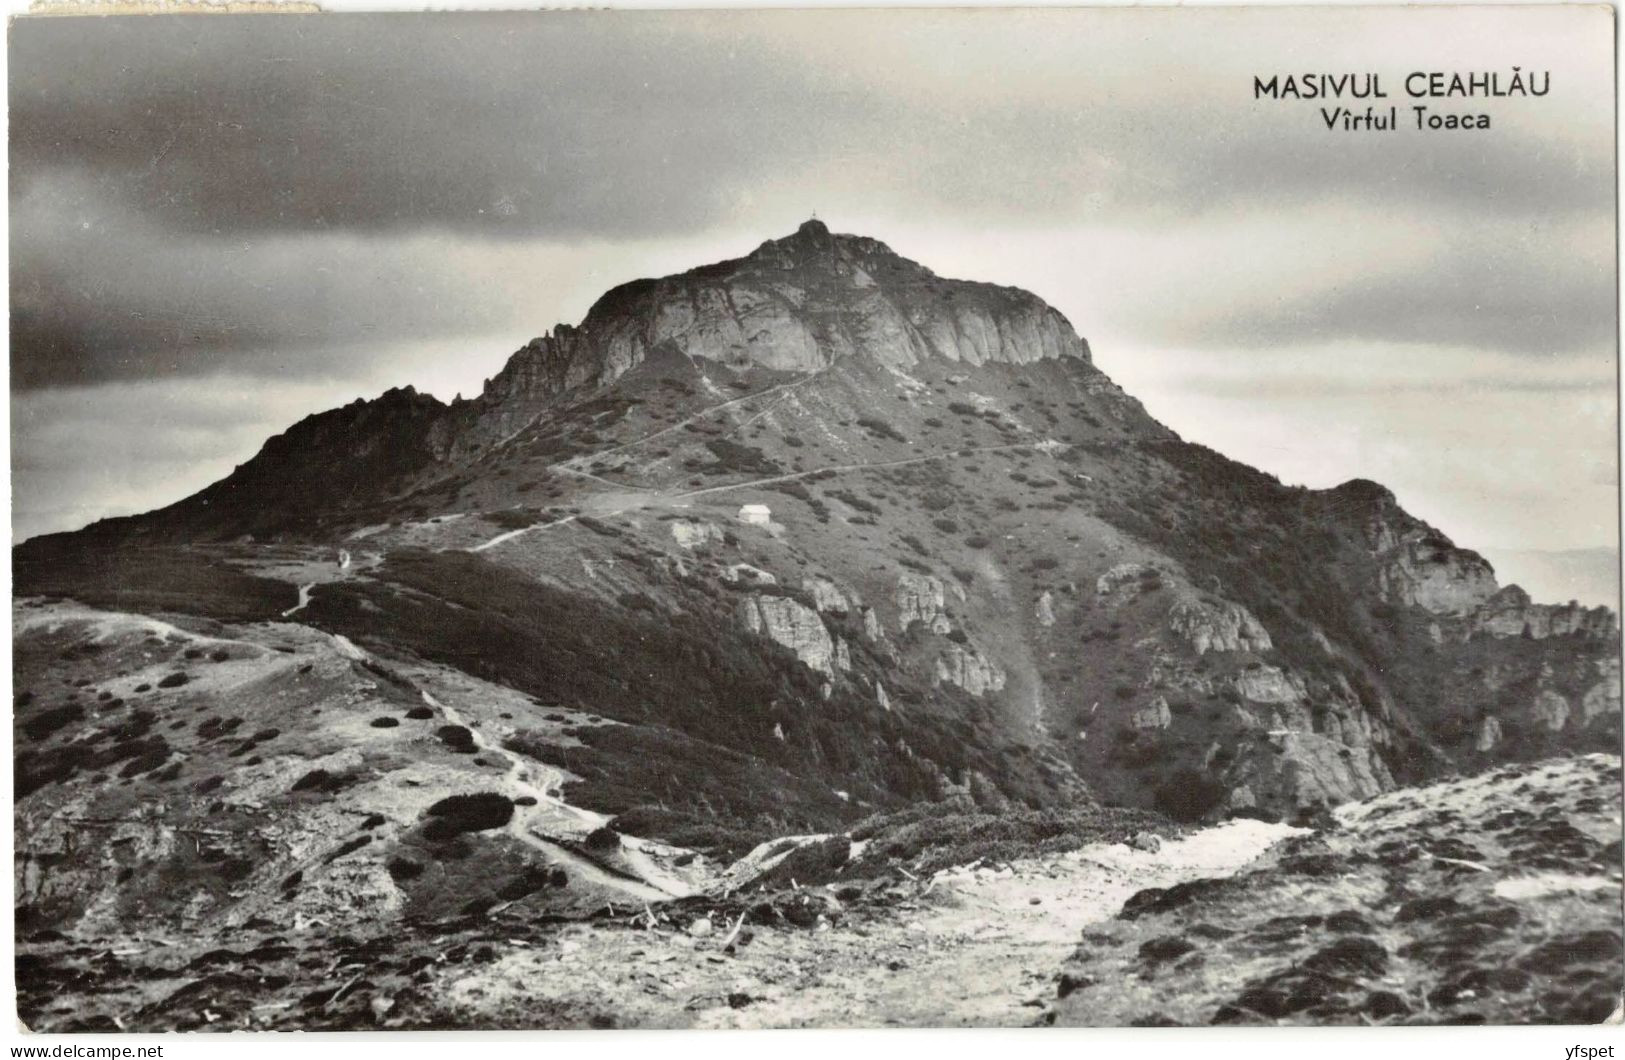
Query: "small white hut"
737 504 772 526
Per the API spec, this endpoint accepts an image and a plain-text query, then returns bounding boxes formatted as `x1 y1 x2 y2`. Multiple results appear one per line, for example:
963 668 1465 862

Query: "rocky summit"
13 224 1621 1029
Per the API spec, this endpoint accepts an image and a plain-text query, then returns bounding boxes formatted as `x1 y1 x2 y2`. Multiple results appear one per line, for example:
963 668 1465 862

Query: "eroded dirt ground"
16 819 1296 1031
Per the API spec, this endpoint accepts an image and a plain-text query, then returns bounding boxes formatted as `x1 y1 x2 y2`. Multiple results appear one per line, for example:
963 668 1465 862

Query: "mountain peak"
478 224 1091 410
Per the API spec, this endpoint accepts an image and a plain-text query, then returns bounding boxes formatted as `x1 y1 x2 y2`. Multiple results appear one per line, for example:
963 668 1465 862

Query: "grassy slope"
14 345 1617 833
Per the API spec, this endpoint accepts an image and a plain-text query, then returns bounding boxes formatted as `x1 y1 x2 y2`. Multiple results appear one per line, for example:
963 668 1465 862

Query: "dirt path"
282 583 316 617
469 514 578 553
435 819 1303 1028
709 819 1303 1028
467 442 1051 554
670 442 1045 502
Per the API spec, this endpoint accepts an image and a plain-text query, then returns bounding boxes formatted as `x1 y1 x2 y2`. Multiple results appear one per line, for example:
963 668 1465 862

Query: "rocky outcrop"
736 595 838 676
722 563 777 586
1581 657 1621 723
1323 480 1502 616
803 576 853 615
1232 731 1393 811
1531 689 1571 731
1129 696 1172 731
669 519 723 550
896 573 952 634
471 221 1090 413
1167 598 1271 655
1233 665 1306 706
1376 540 1497 615
1035 591 1056 627
935 644 1006 696
1096 563 1155 596
1476 715 1503 752
1473 586 1617 640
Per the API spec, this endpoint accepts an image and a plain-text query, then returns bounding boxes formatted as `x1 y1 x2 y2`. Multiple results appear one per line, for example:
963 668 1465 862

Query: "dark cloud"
7 7 1617 558
1144 222 1615 357
9 177 524 388
9 13 838 239
11 11 1613 241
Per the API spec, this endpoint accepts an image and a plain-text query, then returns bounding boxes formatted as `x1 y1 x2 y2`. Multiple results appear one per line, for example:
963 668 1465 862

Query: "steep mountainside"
15 223 1620 956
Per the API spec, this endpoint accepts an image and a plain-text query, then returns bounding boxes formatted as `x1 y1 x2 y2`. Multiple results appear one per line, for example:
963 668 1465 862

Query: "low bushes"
850 798 1172 875
423 793 514 837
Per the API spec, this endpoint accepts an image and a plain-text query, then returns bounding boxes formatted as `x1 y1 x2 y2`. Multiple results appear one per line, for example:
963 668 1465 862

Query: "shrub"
22 703 84 742
483 507 545 531
423 793 515 835
759 835 852 887
829 490 880 516
291 769 342 793
387 857 424 881
1153 769 1229 823
857 418 907 443
436 725 477 753
704 439 779 476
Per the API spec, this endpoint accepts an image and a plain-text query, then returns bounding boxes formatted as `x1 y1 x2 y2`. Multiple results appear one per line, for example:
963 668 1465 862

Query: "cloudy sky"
9 7 1617 602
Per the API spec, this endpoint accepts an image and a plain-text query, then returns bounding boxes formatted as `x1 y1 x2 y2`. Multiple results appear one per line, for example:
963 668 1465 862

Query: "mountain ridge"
15 221 1619 867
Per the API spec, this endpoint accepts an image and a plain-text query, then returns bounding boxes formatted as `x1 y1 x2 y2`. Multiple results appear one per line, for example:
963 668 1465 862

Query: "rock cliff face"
803 576 854 615
1167 598 1273 655
935 643 1007 696
896 573 952 635
478 220 1089 407
1473 585 1617 640
736 594 841 677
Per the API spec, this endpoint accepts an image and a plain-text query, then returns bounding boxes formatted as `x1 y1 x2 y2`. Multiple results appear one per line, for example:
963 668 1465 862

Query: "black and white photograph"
7 3 1622 1035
